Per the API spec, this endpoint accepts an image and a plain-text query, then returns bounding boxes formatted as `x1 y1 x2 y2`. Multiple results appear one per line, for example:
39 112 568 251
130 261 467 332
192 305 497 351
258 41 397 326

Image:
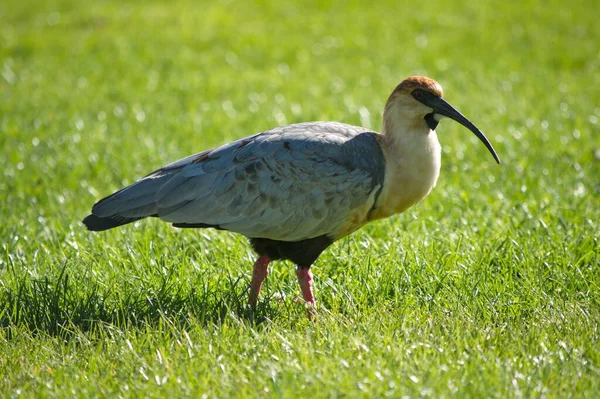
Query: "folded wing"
84 122 386 241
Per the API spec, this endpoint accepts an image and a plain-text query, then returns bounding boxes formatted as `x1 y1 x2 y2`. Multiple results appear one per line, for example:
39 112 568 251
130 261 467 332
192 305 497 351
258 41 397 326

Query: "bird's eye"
412 90 424 99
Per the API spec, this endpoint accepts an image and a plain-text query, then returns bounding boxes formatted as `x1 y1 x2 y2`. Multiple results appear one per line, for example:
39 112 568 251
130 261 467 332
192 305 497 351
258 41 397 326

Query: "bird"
83 76 500 315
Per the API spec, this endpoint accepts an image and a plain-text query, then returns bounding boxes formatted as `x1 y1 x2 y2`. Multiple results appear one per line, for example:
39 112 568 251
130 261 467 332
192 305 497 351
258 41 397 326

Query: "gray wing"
91 122 386 241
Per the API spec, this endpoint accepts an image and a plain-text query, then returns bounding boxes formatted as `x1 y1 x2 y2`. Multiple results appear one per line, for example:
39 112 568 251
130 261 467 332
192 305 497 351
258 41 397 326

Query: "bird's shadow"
0 262 285 339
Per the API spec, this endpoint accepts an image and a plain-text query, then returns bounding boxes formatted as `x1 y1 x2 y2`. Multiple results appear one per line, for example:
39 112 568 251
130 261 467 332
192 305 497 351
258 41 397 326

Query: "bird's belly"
330 172 434 240
369 151 441 220
368 188 425 220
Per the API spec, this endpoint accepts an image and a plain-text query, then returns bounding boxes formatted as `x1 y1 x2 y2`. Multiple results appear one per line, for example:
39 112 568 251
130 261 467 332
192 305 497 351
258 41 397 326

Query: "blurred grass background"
1 0 599 397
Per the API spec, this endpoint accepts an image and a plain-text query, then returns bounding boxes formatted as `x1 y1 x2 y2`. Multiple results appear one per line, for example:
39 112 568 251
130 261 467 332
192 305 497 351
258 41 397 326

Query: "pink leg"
248 256 270 308
296 267 316 307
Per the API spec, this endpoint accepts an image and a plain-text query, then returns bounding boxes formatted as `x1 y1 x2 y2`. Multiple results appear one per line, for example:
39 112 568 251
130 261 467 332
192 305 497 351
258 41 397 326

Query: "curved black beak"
415 91 501 164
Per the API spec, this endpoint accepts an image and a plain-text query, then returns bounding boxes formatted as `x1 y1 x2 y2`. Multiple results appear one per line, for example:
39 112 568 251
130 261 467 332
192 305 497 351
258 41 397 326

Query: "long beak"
418 94 501 164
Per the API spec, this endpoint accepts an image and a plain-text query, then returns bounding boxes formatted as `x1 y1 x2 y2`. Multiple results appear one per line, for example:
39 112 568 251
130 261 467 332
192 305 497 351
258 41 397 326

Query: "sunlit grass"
1 0 599 397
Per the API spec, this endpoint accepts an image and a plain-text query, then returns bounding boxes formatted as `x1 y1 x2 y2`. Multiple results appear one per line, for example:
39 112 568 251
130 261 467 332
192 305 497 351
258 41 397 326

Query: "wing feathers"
155 171 216 208
84 123 386 240
92 175 166 217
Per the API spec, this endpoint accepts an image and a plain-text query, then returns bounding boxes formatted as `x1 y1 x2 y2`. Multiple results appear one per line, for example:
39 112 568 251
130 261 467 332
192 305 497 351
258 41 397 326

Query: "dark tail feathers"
82 214 144 231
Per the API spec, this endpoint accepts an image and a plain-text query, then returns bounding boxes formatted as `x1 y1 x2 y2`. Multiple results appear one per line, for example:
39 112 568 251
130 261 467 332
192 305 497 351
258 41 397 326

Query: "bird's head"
384 76 500 164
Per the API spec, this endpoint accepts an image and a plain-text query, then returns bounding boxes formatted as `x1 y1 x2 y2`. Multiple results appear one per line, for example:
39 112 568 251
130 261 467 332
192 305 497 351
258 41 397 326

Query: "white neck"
369 106 442 220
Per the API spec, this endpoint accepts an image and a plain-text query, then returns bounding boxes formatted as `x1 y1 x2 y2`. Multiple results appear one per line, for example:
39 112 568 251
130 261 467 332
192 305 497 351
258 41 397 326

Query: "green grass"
1 0 599 397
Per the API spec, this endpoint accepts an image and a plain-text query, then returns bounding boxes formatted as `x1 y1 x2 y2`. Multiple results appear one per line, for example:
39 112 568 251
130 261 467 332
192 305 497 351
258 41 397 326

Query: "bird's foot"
293 297 317 319
296 267 317 320
248 256 270 308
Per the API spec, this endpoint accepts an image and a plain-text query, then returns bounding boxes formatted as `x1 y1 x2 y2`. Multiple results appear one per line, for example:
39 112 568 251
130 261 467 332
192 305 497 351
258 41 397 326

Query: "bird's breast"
369 130 441 220
330 187 381 240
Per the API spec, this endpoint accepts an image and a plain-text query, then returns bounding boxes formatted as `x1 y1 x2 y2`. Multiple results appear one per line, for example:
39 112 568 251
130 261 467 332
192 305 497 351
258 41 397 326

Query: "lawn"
1 0 599 397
